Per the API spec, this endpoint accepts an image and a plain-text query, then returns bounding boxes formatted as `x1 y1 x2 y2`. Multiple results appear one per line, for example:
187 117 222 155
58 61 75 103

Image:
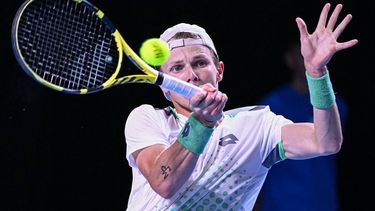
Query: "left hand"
296 3 358 77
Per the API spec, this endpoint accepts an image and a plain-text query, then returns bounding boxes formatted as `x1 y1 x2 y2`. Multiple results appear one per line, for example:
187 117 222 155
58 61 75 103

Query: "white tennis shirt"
125 104 292 210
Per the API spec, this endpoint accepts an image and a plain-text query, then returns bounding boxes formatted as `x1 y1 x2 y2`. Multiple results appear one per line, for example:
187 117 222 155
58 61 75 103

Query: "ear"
216 61 224 82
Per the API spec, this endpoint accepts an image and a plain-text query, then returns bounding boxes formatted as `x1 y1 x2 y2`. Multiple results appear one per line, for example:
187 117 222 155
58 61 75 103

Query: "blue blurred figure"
256 42 348 211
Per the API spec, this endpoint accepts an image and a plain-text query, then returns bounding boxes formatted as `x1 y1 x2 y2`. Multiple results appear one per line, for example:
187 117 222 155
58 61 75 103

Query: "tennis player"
125 3 357 210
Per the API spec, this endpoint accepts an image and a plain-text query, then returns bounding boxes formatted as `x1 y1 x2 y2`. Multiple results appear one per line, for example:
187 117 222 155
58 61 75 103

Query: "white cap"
160 23 218 57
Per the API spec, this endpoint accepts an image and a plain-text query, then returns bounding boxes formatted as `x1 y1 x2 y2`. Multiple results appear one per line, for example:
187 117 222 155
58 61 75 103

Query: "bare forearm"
148 141 199 198
313 103 343 154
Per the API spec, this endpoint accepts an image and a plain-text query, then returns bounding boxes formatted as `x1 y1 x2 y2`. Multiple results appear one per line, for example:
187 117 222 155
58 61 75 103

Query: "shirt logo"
181 123 190 137
219 134 238 146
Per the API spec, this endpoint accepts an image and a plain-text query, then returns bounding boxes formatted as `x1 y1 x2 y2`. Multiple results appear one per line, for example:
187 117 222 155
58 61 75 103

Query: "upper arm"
281 103 343 160
125 105 171 167
281 122 319 160
133 144 168 178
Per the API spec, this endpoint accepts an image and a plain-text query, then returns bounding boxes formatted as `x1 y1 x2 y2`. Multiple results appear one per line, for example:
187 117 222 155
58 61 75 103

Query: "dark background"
1 0 374 210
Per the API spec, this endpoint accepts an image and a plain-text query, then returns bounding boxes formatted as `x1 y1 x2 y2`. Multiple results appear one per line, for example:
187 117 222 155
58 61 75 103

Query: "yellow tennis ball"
139 38 170 66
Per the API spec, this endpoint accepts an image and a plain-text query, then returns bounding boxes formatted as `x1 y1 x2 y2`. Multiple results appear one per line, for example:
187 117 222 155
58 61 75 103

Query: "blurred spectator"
255 41 348 211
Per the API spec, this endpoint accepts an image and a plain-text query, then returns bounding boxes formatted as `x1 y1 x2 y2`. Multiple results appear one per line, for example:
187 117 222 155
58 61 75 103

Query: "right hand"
189 83 227 127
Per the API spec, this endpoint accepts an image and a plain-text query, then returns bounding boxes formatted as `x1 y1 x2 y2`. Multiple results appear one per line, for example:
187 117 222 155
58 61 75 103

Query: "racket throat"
155 72 165 86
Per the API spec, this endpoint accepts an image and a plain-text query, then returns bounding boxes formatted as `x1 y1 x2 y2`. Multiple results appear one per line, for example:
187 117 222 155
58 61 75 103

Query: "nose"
186 66 199 83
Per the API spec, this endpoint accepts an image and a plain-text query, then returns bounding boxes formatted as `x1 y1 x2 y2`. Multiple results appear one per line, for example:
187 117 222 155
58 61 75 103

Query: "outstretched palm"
296 3 358 76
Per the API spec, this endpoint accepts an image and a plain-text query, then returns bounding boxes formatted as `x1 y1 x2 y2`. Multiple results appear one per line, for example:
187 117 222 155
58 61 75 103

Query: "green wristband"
177 114 214 154
306 71 336 109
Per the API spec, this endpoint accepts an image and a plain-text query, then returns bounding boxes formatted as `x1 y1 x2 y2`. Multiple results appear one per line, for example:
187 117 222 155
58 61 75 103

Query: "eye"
193 59 209 68
169 64 184 73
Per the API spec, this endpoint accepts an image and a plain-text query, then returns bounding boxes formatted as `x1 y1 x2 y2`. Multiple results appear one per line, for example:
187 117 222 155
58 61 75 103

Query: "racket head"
11 0 123 94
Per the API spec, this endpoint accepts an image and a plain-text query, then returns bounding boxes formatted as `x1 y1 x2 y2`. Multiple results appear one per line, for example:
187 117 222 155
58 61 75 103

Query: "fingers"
326 4 343 31
338 39 359 51
333 14 352 39
316 3 352 40
315 3 331 32
295 17 309 40
327 5 358 50
203 92 227 116
297 3 358 52
190 84 227 123
193 90 226 114
190 84 215 105
190 84 215 107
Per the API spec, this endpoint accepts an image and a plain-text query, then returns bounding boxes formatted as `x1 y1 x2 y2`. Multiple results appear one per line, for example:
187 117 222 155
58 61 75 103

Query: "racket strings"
17 0 119 90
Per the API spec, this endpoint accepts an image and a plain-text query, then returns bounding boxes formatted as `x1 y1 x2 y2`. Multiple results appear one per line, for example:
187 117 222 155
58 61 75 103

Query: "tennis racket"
11 0 202 96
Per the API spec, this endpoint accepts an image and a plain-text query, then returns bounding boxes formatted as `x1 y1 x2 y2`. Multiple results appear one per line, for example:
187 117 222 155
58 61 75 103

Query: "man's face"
159 44 223 109
161 45 220 86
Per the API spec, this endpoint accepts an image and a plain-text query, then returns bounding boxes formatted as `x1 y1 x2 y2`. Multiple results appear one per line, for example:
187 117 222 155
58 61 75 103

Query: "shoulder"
224 105 292 127
224 105 278 128
128 104 165 118
129 104 157 115
126 104 177 125
126 104 159 125
224 105 271 118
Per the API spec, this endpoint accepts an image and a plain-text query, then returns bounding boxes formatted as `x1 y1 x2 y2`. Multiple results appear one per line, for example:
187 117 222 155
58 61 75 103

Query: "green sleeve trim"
278 141 286 160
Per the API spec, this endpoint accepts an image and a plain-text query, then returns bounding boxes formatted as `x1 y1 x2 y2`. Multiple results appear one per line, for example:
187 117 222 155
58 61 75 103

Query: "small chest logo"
219 134 238 146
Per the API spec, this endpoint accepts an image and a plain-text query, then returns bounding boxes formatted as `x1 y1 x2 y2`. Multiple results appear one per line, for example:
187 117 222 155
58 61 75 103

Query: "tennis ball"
139 38 170 66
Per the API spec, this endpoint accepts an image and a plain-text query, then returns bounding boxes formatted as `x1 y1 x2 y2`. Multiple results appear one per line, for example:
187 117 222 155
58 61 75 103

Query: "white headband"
160 23 218 57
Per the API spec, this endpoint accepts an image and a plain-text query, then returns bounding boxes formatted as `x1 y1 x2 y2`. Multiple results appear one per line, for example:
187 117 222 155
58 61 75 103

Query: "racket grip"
160 73 203 99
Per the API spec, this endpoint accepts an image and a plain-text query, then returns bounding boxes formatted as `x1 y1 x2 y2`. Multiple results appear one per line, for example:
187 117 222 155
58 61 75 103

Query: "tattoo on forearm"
161 165 171 180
